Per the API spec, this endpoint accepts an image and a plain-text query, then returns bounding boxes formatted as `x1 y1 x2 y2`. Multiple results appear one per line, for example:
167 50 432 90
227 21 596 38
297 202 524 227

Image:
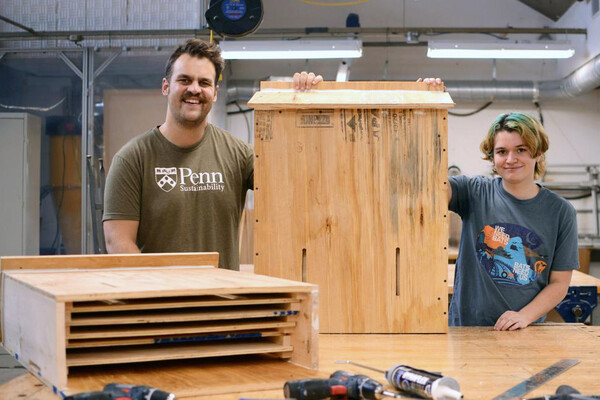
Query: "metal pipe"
0 26 587 41
93 50 121 80
589 166 600 237
0 14 38 35
444 80 537 102
81 48 92 253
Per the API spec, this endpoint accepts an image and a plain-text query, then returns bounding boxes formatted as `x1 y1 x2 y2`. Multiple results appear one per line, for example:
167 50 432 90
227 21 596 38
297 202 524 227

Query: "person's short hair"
480 112 549 179
164 39 224 83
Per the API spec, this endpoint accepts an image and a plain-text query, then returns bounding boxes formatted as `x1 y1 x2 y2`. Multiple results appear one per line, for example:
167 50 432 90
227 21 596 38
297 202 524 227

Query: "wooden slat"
5 267 315 301
67 320 296 339
66 341 293 367
260 81 444 91
66 330 286 349
69 307 299 326
0 252 219 271
248 90 455 110
70 294 298 313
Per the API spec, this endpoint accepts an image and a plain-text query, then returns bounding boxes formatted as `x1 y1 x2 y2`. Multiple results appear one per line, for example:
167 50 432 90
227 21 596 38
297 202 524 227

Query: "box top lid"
248 81 454 110
3 266 317 301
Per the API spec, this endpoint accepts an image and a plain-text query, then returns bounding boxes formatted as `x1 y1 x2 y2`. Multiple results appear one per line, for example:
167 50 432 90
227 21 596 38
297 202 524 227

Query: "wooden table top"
448 264 600 294
2 325 600 400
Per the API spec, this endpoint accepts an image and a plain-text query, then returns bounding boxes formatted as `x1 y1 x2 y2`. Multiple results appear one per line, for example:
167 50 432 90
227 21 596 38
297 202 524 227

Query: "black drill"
63 383 176 400
526 385 600 400
284 370 400 400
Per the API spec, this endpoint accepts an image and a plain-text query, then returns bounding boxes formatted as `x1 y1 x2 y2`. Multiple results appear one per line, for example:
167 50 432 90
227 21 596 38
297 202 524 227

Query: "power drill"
336 360 462 400
525 385 600 400
63 383 176 400
283 370 400 400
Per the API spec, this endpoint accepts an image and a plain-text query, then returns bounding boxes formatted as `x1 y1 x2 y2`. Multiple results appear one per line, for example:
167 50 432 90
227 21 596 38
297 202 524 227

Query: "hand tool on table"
492 359 580 400
63 383 176 400
335 360 462 400
284 370 402 400
524 384 600 400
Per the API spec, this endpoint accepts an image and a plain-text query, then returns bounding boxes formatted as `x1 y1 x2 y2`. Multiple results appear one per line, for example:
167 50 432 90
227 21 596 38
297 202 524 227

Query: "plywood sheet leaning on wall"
249 81 453 333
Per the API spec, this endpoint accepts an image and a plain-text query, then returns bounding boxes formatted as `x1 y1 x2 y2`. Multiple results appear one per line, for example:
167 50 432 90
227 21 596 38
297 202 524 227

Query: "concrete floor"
0 344 25 385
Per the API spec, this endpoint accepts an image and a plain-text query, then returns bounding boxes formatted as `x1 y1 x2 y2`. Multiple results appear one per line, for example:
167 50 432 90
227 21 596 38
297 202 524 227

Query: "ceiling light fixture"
427 40 574 59
219 39 363 60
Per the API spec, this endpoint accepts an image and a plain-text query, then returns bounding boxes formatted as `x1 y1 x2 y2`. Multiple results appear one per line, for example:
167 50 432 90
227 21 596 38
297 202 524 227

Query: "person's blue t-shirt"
448 176 579 326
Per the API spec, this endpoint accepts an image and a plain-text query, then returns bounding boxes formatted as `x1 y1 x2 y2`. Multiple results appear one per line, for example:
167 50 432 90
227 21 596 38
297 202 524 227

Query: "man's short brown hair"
165 39 224 83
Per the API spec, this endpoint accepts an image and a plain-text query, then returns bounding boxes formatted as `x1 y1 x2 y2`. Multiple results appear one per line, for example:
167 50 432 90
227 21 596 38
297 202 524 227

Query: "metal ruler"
493 359 580 400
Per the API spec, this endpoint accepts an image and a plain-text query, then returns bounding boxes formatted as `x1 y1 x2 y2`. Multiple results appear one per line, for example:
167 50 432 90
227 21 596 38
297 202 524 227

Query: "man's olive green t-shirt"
103 125 254 270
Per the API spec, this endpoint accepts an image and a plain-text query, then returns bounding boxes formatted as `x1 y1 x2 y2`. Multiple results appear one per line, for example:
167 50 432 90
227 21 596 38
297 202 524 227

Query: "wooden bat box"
248 81 453 333
0 253 318 395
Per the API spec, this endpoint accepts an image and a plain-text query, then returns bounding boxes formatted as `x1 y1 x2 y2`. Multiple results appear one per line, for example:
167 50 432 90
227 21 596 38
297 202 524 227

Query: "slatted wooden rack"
0 254 318 394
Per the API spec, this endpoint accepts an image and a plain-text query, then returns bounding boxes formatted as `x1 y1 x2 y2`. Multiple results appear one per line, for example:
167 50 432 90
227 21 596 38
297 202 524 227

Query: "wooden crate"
248 81 453 334
0 254 318 395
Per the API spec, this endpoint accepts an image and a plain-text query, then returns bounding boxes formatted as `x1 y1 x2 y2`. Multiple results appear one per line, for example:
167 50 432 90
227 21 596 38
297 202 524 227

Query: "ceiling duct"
517 0 578 22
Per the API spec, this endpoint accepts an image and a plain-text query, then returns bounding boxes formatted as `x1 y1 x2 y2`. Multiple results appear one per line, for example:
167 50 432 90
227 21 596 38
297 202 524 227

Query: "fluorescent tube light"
219 39 363 60
427 40 574 59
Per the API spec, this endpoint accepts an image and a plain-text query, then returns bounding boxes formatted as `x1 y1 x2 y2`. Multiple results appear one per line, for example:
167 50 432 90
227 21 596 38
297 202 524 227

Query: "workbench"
2 325 600 399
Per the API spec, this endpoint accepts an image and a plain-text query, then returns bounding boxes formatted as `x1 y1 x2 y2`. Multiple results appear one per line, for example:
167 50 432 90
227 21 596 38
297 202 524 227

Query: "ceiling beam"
0 26 587 43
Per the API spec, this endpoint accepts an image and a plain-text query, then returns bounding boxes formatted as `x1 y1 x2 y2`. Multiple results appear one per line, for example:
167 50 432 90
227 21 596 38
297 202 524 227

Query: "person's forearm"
105 239 141 254
518 281 569 324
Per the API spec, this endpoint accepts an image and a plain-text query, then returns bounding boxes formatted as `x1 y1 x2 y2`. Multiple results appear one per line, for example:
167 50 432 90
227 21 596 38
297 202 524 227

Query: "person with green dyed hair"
448 112 579 329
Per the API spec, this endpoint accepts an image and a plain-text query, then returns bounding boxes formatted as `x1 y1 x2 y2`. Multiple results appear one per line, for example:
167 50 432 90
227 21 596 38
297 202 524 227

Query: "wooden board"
249 81 454 110
68 306 299 326
0 252 219 271
251 81 451 333
66 340 293 367
66 329 286 348
3 325 600 400
103 89 165 171
49 135 82 254
69 294 299 312
66 320 296 340
4 267 314 301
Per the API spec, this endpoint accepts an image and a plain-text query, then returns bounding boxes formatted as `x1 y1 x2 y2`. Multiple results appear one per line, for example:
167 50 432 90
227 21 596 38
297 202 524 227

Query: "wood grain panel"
252 83 450 334
66 341 293 367
0 252 219 271
3 325 600 399
5 267 315 301
70 294 298 312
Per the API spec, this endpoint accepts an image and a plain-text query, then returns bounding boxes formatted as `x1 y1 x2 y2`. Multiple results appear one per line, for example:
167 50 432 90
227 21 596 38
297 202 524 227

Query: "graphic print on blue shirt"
476 223 548 286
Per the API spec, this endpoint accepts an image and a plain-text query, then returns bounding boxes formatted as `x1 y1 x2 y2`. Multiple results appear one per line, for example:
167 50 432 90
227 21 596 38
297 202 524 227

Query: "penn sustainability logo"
155 167 225 193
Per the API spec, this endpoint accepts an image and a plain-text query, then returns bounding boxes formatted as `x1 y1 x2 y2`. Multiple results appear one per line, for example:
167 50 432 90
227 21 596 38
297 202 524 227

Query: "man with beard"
103 39 322 270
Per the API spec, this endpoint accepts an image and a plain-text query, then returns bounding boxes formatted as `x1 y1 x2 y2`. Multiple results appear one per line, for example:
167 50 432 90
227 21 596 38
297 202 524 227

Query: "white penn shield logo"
155 167 177 192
